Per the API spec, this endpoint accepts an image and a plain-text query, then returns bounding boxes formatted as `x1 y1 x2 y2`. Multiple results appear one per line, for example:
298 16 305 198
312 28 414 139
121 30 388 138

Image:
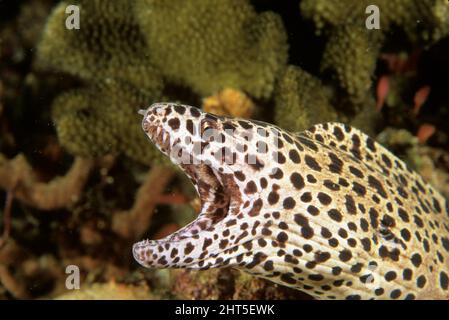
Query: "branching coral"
135 0 288 99
0 153 94 210
36 0 289 165
0 241 30 299
301 0 449 107
112 165 176 240
321 24 383 105
36 0 168 165
51 80 164 165
16 0 53 49
300 1 363 32
274 65 337 132
301 0 449 44
36 0 163 95
377 0 449 43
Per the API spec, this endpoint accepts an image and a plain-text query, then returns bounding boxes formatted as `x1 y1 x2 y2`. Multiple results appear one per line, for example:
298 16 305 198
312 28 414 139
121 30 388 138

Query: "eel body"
133 103 449 300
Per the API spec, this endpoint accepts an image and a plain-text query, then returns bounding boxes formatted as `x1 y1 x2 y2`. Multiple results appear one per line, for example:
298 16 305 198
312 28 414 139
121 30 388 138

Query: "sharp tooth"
170 136 176 148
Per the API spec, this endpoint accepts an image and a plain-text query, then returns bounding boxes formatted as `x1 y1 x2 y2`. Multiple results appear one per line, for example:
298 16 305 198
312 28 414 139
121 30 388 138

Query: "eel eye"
200 119 216 136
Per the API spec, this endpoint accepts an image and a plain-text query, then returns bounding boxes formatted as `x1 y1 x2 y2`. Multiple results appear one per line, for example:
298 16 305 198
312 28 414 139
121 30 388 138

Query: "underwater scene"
0 0 449 301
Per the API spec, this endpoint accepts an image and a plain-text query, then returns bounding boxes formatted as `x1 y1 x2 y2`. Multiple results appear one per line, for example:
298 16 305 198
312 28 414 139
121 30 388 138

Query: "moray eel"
133 103 449 300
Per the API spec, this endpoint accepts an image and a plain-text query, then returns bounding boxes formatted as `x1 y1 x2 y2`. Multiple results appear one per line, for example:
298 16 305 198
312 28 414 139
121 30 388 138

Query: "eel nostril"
142 121 150 132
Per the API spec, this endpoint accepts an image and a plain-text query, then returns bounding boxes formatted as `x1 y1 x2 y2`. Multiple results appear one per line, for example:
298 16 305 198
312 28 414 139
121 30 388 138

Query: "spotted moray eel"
133 103 449 300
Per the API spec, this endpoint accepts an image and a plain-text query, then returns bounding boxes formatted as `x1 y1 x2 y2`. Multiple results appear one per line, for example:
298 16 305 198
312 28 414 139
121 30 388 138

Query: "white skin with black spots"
133 103 449 300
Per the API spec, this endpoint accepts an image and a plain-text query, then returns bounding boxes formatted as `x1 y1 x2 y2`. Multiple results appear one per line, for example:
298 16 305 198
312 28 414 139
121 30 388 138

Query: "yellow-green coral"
37 0 167 164
38 0 289 164
301 0 449 43
379 0 449 43
52 80 164 165
301 0 449 107
300 1 364 32
36 0 162 95
321 24 382 105
274 66 337 132
135 0 288 99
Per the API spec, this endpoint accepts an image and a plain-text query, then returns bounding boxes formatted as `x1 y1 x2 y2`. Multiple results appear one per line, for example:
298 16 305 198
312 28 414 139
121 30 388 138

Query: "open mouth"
133 120 243 269
168 162 232 240
148 121 235 231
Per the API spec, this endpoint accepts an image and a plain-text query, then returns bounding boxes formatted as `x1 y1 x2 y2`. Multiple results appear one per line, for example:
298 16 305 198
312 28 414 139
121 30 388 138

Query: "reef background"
0 0 448 299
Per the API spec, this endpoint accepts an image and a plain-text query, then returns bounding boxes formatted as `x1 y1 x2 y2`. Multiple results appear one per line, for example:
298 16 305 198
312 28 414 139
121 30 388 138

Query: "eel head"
133 103 283 271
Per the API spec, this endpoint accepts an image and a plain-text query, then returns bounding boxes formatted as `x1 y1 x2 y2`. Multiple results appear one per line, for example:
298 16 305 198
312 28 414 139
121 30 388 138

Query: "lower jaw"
133 234 258 270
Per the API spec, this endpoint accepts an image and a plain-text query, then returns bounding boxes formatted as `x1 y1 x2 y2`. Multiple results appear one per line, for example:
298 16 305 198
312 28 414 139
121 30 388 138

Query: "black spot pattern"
290 173 305 190
138 111 449 301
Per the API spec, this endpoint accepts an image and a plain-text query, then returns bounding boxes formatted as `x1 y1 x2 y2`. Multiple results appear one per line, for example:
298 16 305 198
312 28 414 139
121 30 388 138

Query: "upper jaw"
145 124 172 156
